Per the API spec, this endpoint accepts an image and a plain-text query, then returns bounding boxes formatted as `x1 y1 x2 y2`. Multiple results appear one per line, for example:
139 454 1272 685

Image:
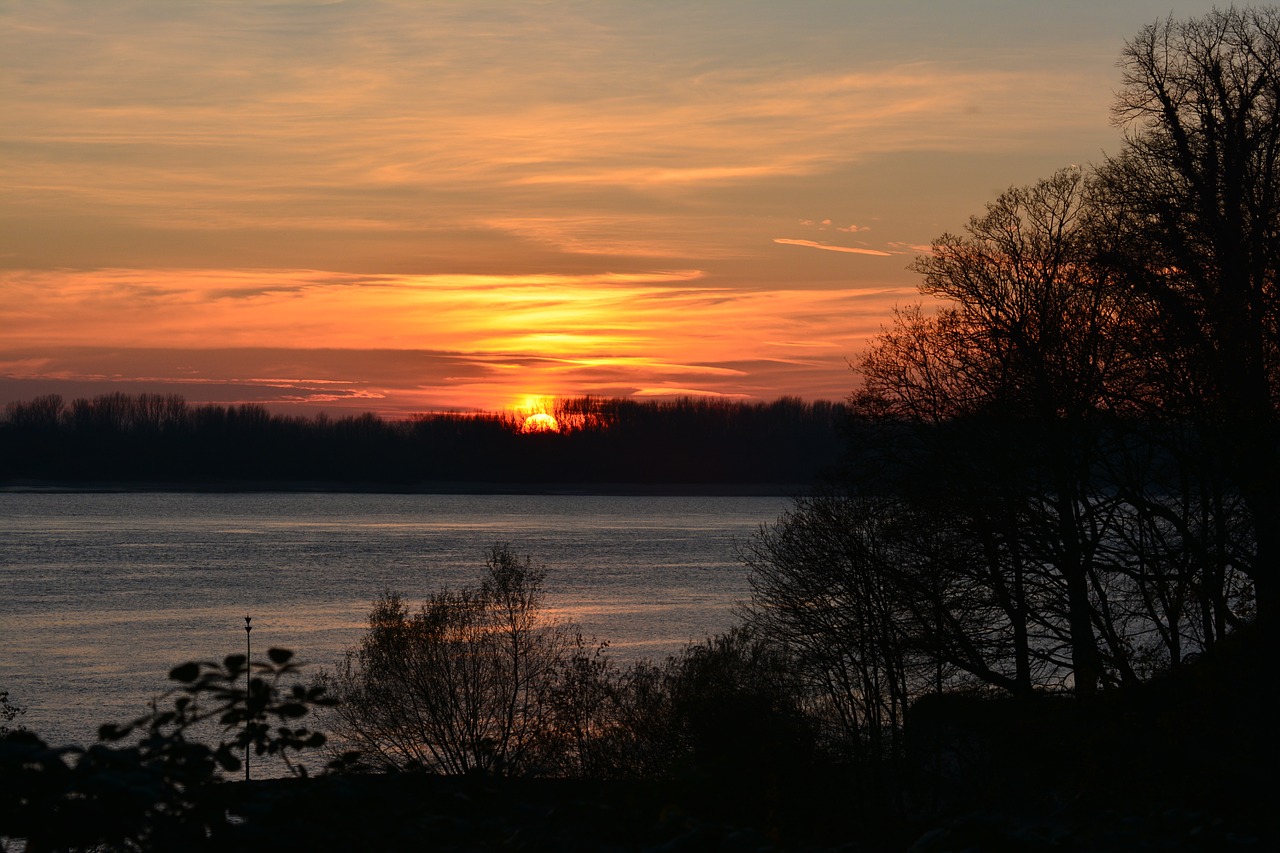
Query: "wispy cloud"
631 387 752 399
2 1 1123 277
887 241 935 254
0 0 1184 411
773 239 892 257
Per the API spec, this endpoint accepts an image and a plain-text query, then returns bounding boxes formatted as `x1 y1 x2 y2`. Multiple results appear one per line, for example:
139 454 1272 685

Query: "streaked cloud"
774 239 893 257
0 267 913 412
0 0 1228 412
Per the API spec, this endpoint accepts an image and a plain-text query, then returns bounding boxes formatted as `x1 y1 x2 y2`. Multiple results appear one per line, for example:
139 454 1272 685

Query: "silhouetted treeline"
0 392 847 486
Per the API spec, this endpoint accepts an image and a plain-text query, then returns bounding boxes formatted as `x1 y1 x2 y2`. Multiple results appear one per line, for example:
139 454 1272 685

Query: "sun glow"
0 267 911 414
517 395 561 433
521 412 560 433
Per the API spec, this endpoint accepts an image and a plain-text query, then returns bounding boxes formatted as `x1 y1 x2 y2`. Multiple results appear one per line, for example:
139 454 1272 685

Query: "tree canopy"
750 7 1280 707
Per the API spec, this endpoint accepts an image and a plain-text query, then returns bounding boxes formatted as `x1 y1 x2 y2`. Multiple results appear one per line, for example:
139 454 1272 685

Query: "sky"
0 0 1233 417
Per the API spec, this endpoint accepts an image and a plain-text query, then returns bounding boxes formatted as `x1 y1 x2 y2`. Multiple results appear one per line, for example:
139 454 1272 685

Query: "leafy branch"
1 648 337 852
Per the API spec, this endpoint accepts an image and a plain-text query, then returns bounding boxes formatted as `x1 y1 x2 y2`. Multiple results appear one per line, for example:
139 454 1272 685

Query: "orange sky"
0 0 1228 416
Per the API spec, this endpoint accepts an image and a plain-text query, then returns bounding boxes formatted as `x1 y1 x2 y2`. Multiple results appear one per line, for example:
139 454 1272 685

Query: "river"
0 491 789 749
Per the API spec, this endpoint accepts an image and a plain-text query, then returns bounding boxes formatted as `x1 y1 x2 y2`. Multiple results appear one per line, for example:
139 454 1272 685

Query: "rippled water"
0 491 787 749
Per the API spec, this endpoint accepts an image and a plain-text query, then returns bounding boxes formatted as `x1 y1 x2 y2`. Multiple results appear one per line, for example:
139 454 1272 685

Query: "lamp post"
244 615 252 782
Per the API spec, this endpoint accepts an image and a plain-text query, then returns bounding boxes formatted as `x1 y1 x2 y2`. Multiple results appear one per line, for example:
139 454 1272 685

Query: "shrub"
0 648 333 852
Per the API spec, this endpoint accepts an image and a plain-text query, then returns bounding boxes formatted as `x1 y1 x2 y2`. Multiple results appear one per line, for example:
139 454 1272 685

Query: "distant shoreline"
0 479 807 497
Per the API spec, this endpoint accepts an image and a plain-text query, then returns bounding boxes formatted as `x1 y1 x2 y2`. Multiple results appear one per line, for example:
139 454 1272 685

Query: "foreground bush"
324 545 590 775
325 545 818 780
0 649 333 852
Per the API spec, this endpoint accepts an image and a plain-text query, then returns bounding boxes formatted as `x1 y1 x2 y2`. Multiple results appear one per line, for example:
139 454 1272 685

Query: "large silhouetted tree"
775 151 1258 703
741 493 926 757
1099 6 1280 620
856 168 1138 694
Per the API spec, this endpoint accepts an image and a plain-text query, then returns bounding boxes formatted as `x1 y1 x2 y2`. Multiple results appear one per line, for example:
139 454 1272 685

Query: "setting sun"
521 412 560 433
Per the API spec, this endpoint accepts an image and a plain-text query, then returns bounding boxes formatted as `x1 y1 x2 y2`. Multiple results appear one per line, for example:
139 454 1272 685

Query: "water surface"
0 491 786 748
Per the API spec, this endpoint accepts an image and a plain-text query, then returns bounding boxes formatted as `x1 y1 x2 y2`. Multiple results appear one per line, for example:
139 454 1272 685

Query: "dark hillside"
905 623 1276 849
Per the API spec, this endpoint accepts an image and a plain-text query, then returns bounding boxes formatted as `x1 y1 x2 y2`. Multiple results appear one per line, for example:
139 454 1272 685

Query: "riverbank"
125 761 1280 852
217 629 1278 852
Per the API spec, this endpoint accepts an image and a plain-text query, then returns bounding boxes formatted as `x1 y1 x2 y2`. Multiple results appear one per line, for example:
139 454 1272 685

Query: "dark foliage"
0 692 22 738
0 649 334 852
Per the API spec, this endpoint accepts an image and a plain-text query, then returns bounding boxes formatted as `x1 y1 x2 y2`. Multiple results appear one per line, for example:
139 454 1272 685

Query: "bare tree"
857 168 1140 694
1100 7 1280 619
741 493 920 759
325 545 581 775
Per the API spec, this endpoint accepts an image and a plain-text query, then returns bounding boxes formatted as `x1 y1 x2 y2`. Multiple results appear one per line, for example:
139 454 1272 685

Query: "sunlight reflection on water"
0 491 788 756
